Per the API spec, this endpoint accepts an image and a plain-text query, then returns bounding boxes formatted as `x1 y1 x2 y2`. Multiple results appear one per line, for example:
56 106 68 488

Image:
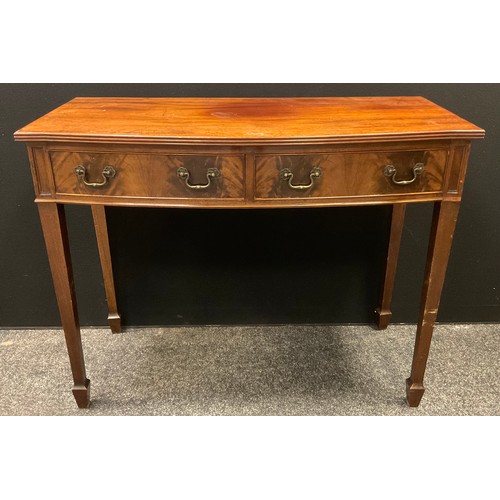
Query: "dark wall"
1 84 499 327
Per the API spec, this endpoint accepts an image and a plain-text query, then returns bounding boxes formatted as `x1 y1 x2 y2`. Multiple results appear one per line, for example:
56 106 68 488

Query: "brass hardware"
280 166 322 190
177 166 220 189
75 165 116 187
384 163 424 185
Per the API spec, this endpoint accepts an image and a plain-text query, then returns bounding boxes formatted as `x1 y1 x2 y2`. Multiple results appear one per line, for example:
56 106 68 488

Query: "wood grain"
38 203 90 408
406 201 461 407
16 97 484 409
50 151 245 199
446 142 471 195
14 97 485 145
255 150 447 199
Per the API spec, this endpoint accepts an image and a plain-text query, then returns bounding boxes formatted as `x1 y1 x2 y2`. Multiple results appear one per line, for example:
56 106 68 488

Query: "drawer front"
50 151 245 199
255 150 447 200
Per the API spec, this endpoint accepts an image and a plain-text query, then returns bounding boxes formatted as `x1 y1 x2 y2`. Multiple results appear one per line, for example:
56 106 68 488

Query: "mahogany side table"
15 97 484 408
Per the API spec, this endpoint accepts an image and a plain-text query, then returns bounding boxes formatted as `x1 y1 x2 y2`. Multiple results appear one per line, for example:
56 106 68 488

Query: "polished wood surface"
38 203 90 408
51 151 245 200
16 97 484 409
25 139 469 209
375 204 406 329
255 150 446 200
14 97 484 145
406 201 460 407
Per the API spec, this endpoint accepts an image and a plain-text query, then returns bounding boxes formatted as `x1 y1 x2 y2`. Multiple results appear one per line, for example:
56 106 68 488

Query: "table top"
14 96 484 145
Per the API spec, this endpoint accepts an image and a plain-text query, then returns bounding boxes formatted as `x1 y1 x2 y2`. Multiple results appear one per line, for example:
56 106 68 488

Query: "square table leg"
91 205 121 334
375 203 406 329
406 201 460 407
38 203 90 408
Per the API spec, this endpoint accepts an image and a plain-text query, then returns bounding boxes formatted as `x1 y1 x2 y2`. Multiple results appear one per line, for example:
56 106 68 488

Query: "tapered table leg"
38 203 90 408
406 201 460 407
375 203 406 329
91 205 121 333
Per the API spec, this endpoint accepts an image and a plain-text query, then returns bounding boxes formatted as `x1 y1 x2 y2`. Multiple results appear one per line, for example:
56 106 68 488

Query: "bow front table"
14 97 484 408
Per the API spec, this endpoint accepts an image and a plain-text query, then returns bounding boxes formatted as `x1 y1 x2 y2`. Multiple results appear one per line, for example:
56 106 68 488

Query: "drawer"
254 150 448 200
49 151 245 199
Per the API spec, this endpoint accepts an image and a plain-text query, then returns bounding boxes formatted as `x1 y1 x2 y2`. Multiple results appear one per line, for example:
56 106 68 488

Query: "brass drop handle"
384 163 424 185
75 165 116 187
177 167 220 189
280 166 322 190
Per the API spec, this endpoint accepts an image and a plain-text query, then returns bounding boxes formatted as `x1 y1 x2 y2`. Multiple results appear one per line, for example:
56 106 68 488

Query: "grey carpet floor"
0 324 498 415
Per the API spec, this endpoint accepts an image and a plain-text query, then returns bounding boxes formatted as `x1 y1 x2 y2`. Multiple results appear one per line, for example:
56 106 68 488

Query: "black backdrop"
1 84 498 327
